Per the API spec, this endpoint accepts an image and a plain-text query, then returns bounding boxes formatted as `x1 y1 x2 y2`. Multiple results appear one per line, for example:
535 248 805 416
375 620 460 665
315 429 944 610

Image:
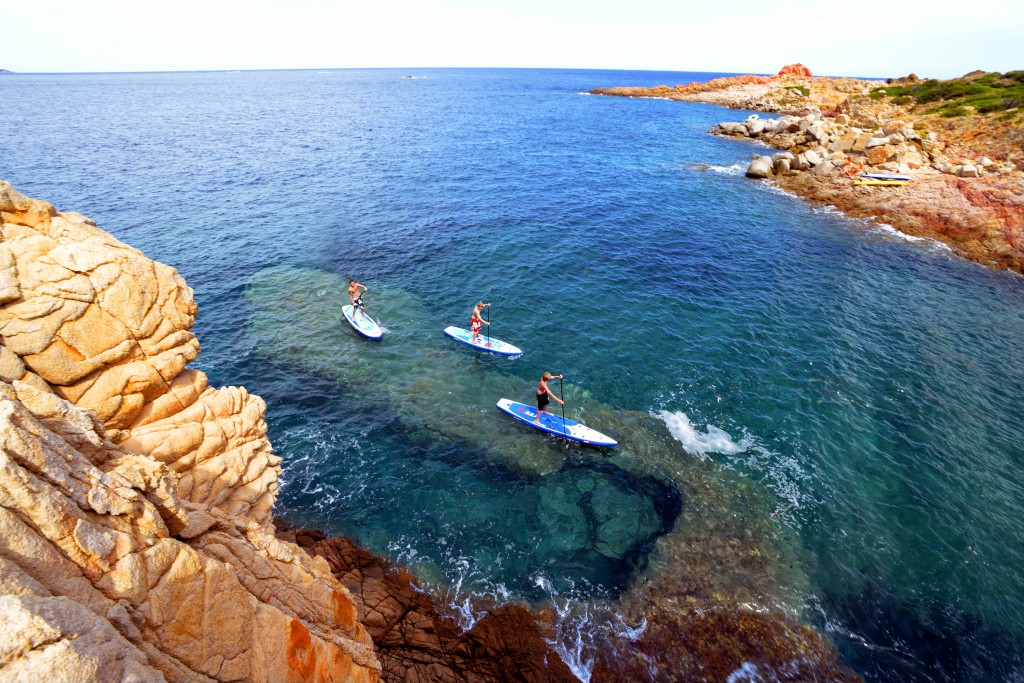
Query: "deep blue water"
4 68 1024 682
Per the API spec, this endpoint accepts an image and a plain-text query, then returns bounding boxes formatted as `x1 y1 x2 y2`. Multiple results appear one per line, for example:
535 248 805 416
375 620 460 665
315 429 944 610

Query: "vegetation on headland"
872 71 1024 119
590 63 1024 275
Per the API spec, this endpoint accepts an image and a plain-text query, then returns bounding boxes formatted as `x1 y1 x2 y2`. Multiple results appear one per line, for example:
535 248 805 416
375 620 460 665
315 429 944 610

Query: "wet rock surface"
775 173 1024 271
591 605 860 683
278 525 578 683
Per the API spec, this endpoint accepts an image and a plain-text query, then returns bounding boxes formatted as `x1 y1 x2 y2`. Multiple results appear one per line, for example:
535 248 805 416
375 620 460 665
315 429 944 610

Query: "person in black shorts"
535 372 564 423
348 279 368 318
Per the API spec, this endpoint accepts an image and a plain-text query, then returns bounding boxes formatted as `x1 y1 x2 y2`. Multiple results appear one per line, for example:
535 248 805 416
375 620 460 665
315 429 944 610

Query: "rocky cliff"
0 181 381 681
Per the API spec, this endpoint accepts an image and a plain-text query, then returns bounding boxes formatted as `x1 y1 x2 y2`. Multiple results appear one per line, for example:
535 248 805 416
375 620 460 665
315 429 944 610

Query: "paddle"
485 304 490 347
559 376 569 446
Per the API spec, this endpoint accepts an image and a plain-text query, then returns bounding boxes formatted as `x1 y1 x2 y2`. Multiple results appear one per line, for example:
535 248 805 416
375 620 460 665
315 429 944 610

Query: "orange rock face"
776 173 1024 272
778 63 813 77
0 181 382 683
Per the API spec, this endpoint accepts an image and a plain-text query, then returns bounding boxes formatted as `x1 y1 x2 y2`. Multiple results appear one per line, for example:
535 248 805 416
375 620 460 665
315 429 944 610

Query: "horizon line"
0 65 896 80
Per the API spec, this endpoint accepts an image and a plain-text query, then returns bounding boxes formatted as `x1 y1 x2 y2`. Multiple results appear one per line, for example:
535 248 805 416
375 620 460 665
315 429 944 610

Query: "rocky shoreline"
591 66 1024 274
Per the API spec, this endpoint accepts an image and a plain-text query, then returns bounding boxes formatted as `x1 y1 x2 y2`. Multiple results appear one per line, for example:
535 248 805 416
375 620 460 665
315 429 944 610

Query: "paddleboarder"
470 301 490 344
348 280 369 319
535 372 564 424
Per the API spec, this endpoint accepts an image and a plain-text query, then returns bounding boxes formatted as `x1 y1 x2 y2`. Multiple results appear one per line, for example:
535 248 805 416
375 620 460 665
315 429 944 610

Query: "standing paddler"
534 372 564 424
348 279 369 319
470 301 490 344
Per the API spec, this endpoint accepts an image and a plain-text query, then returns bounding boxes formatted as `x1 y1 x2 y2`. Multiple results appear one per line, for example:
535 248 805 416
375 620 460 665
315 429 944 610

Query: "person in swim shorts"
535 372 564 423
348 279 368 318
470 301 490 344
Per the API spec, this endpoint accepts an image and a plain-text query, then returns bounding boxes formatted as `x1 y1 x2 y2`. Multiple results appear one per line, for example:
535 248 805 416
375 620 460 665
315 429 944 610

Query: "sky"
3 0 1022 79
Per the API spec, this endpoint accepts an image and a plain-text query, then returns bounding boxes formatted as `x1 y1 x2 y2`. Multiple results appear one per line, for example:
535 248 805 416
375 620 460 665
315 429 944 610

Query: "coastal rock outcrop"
0 181 381 681
588 63 870 115
591 64 1024 272
708 108 1024 272
777 63 812 78
278 527 578 683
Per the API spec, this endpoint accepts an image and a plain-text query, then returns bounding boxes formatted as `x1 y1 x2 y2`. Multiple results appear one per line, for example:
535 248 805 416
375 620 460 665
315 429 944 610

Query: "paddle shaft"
559 377 568 444
486 305 490 344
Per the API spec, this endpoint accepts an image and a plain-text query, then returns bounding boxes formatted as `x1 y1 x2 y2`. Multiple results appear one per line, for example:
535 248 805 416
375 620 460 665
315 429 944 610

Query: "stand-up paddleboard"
861 173 912 181
444 326 522 356
342 305 383 340
854 180 908 186
496 399 617 447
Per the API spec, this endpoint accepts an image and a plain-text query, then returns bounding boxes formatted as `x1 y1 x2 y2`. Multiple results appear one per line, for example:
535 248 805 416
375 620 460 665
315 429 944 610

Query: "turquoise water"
5 68 1024 681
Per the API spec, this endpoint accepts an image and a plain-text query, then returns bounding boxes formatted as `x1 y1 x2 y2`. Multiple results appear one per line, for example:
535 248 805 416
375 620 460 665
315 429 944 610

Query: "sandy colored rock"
0 184 200 429
0 377 379 683
0 182 382 683
0 594 165 682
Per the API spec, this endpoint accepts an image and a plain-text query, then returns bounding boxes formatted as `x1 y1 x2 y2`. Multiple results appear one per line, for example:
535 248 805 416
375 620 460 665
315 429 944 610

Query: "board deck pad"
496 398 617 447
343 305 383 340
444 326 522 356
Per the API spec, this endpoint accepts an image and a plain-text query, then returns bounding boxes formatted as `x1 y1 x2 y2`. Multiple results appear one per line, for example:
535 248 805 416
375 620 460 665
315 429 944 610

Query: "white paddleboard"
343 305 383 340
496 398 617 447
444 326 522 356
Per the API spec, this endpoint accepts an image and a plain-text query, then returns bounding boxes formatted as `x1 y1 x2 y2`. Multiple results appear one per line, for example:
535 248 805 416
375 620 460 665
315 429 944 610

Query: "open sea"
4 68 1024 682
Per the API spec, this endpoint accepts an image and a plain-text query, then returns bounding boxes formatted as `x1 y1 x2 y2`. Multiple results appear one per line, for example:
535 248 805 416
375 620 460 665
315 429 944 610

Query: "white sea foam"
706 163 745 176
874 223 926 242
656 410 752 456
726 661 763 682
871 223 954 255
656 407 810 522
549 598 595 681
612 615 647 641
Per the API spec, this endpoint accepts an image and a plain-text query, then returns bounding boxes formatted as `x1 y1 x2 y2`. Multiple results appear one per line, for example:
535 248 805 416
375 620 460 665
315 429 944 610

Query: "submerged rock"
591 606 860 683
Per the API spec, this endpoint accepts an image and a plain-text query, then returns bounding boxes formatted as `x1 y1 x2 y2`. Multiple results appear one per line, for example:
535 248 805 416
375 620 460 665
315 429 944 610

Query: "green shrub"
939 105 971 117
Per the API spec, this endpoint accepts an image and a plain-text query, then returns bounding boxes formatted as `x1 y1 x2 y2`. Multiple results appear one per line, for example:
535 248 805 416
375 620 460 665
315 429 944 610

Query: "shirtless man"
535 372 564 424
470 301 490 344
348 280 368 318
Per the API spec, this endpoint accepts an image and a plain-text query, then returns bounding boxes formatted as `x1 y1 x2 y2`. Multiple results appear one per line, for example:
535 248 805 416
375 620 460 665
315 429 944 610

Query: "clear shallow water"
5 68 1024 681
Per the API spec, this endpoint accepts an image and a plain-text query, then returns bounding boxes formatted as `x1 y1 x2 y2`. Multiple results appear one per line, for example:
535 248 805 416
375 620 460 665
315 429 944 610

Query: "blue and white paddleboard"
496 398 617 447
444 326 522 357
342 305 383 340
862 173 912 181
